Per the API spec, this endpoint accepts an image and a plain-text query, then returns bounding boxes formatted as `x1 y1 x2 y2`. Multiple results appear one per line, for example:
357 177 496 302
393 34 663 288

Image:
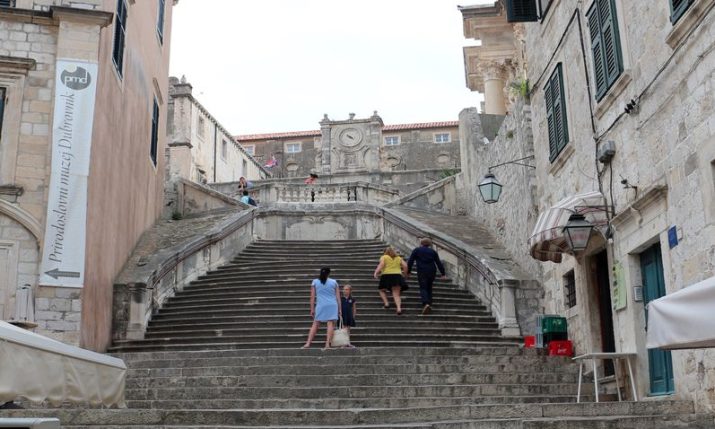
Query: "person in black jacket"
407 238 446 315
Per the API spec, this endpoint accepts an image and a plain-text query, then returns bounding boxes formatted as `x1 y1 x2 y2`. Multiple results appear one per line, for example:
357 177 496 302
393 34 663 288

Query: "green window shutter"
670 0 692 23
505 0 539 22
546 64 568 162
587 4 607 100
598 0 623 89
551 65 569 155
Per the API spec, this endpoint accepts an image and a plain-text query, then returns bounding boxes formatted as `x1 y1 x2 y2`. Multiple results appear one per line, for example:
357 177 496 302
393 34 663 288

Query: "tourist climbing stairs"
5 240 712 427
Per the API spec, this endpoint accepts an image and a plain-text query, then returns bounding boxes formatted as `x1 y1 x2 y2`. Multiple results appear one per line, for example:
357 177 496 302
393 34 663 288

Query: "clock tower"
318 112 383 175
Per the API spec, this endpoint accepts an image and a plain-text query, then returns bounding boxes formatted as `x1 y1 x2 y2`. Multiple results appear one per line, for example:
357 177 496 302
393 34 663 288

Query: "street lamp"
477 155 535 204
563 213 594 252
478 173 502 204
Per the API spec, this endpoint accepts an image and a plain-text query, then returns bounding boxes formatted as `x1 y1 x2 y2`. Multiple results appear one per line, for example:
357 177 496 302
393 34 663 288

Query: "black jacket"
407 246 445 276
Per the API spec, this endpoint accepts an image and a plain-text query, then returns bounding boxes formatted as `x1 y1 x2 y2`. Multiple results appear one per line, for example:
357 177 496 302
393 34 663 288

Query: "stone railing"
384 173 462 215
255 182 399 205
113 203 532 341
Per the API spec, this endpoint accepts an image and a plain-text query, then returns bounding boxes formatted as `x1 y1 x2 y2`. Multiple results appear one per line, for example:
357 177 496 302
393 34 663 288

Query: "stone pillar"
498 279 521 337
319 115 332 175
483 63 508 115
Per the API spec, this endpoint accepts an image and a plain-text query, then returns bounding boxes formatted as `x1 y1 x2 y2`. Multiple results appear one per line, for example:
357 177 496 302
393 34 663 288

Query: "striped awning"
528 191 609 263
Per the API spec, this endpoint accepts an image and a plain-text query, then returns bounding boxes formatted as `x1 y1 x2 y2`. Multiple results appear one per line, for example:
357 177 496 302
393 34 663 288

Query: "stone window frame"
112 0 129 79
0 57 34 185
384 135 400 146
156 0 166 45
243 144 255 156
285 142 302 154
433 132 452 144
665 0 715 48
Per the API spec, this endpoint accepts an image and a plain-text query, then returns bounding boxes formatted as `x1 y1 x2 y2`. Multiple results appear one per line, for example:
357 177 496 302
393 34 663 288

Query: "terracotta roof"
383 121 459 131
235 121 458 142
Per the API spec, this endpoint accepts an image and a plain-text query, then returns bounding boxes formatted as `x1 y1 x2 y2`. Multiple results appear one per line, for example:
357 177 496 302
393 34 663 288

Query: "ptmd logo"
61 66 92 90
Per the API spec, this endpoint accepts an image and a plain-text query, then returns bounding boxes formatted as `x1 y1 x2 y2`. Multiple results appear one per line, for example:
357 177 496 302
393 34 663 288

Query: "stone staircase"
5 239 712 427
110 239 513 352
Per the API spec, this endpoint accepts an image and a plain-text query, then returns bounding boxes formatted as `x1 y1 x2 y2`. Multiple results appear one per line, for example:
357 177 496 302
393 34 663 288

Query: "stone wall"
385 174 461 215
459 103 543 284
173 179 244 218
519 0 715 407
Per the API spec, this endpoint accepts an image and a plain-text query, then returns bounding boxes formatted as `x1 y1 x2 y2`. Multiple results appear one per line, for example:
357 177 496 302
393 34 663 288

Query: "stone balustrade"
254 182 399 205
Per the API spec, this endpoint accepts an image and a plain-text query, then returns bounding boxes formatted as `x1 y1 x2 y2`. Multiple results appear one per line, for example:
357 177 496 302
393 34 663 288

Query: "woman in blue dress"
302 267 342 349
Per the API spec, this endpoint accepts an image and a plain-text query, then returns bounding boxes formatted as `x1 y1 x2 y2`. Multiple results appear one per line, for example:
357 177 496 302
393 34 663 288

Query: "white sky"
169 1 490 135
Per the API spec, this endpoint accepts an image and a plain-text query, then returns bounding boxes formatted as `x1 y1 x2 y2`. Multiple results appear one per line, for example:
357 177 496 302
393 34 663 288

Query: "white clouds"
170 0 489 134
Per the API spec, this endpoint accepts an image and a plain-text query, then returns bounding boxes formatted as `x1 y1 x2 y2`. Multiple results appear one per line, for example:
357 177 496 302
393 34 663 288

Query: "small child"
341 284 357 348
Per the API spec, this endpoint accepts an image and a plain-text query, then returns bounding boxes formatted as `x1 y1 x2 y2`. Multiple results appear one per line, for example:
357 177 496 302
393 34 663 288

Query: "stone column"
319 115 332 175
482 62 508 115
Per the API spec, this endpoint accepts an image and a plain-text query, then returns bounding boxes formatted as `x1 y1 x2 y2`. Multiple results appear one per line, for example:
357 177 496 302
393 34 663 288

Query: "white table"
573 352 638 403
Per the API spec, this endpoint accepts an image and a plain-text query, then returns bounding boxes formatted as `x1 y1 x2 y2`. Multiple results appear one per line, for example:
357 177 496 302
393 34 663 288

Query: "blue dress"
312 278 339 322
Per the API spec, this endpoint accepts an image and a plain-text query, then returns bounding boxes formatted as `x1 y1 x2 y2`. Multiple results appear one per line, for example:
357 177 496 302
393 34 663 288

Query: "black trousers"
417 271 436 306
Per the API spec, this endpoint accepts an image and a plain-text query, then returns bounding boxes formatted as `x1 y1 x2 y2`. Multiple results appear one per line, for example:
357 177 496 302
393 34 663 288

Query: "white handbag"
331 319 351 347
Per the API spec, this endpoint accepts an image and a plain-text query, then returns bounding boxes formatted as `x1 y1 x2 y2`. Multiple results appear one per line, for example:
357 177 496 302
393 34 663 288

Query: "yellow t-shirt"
380 255 403 275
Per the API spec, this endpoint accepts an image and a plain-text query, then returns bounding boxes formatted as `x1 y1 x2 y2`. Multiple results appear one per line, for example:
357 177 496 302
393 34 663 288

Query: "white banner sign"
39 60 98 288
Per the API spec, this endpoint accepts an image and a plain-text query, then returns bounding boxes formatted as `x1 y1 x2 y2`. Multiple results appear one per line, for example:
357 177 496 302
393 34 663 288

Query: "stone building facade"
0 0 175 351
166 76 267 186
236 114 460 181
461 0 715 409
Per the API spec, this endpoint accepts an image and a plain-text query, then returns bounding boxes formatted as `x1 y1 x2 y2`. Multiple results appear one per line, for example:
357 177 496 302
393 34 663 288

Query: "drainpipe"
213 122 217 183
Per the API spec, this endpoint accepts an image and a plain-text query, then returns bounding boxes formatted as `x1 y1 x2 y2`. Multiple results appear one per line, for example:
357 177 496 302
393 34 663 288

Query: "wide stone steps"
72 239 707 427
6 401 710 428
124 394 585 410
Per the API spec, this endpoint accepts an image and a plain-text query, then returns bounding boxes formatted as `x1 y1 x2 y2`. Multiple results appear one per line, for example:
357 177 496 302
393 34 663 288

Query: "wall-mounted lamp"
563 213 595 252
478 156 535 204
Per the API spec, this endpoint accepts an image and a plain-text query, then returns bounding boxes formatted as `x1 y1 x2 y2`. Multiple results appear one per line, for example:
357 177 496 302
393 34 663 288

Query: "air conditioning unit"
0 419 60 429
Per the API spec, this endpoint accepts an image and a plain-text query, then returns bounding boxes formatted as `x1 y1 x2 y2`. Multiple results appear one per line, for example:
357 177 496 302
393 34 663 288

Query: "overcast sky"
169 1 490 135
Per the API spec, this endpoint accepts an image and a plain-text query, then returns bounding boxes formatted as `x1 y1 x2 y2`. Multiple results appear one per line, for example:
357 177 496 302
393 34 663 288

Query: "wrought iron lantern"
478 173 502 204
563 213 594 252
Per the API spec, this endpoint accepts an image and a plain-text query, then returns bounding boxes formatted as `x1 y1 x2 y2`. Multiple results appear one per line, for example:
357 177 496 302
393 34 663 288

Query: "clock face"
339 127 363 147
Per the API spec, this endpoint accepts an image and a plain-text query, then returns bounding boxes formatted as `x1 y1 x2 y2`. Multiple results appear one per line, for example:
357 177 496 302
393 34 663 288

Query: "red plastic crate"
524 335 536 348
547 340 573 357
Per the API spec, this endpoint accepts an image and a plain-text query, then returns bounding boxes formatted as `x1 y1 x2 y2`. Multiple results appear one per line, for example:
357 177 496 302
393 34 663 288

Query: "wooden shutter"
670 0 692 23
505 0 539 22
546 64 569 161
588 0 622 101
545 73 557 160
598 0 622 88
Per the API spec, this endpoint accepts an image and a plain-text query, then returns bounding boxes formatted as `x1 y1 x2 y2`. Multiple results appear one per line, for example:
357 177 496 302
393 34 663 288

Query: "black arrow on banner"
45 268 81 279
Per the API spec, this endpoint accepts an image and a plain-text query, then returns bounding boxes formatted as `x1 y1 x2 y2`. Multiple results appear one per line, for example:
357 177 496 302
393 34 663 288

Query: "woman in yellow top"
373 246 408 315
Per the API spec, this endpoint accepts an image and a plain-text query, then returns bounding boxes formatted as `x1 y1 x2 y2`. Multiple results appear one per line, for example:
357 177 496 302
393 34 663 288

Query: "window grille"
564 270 576 308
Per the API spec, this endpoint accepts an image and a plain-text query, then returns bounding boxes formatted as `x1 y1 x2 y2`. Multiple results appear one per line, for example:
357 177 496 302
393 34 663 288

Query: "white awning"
647 275 715 350
528 191 609 263
0 321 126 407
